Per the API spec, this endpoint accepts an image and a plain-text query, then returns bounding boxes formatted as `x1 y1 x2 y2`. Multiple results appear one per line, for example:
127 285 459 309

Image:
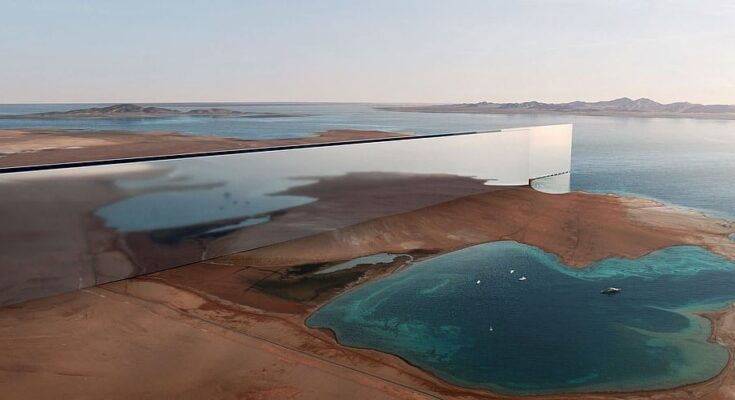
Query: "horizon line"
1 97 734 107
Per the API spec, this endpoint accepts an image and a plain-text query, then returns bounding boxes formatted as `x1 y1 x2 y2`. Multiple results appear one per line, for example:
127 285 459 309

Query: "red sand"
0 128 408 168
2 131 735 399
1 181 734 399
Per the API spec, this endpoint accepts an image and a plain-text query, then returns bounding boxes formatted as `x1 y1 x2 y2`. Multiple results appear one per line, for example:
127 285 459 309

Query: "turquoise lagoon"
4 103 735 392
306 242 735 394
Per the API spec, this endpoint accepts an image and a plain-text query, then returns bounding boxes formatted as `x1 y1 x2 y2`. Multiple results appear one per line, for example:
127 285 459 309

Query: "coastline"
0 128 409 168
221 182 734 269
2 175 735 398
0 129 410 305
305 262 735 398
4 247 732 400
377 106 735 121
312 309 735 399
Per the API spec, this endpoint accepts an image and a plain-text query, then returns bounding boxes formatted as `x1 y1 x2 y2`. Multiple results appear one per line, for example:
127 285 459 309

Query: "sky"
1 0 734 104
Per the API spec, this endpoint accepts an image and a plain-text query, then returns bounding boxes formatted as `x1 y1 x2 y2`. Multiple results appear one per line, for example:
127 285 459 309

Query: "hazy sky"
1 0 734 104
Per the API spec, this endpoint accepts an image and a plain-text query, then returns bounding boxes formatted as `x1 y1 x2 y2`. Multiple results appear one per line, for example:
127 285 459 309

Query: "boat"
476 280 481 285
601 287 621 295
510 269 515 274
518 276 527 281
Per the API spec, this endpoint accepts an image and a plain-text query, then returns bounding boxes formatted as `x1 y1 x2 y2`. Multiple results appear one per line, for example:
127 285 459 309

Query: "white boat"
601 287 621 295
518 276 527 281
476 280 481 285
510 269 515 274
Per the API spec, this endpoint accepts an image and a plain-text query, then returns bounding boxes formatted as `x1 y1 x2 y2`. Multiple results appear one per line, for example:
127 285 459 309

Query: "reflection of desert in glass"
3 2 735 399
3 118 735 399
0 125 571 305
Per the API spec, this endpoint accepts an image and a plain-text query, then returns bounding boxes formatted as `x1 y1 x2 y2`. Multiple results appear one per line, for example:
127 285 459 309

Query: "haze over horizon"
2 0 734 104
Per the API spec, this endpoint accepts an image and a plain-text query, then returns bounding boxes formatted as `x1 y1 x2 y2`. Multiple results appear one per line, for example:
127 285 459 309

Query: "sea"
2 102 733 219
3 102 735 394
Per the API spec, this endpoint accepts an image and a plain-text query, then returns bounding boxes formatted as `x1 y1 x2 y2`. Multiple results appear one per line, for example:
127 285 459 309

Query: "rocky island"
1 103 304 119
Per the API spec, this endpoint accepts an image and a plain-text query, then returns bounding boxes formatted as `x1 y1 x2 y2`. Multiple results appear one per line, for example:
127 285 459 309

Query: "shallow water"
306 242 735 394
5 104 735 393
4 103 735 392
2 103 734 219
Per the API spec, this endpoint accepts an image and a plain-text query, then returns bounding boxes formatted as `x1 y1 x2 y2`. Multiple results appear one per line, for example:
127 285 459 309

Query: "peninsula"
2 124 735 399
0 128 407 168
380 97 735 120
1 178 734 399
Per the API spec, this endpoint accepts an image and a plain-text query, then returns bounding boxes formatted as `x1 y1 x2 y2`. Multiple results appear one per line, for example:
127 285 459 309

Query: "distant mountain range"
380 98 735 119
2 104 303 119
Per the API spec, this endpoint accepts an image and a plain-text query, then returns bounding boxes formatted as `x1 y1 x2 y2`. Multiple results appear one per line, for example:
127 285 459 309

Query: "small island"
1 103 305 119
380 97 735 120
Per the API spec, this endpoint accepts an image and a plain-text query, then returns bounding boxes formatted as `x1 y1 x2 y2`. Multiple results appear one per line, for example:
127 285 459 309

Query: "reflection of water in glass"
95 127 564 231
2 103 733 218
315 253 403 275
307 242 735 395
95 159 318 232
530 173 570 194
3 107 734 394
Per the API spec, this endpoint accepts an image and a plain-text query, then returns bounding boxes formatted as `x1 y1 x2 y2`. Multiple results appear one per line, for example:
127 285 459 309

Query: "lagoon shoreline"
1 129 735 398
2 170 735 398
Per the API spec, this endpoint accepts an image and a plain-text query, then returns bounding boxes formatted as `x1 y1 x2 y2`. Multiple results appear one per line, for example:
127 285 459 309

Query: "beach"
1 173 734 399
3 0 734 397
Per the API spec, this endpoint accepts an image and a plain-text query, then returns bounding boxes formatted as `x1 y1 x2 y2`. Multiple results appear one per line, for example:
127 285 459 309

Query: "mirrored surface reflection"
0 124 572 305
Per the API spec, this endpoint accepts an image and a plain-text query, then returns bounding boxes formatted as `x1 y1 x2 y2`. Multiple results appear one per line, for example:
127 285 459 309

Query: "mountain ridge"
451 97 735 113
379 98 735 120
1 104 304 119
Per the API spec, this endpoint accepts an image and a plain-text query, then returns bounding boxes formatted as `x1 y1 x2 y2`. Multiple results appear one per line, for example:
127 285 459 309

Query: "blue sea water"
2 103 734 218
3 103 735 393
307 242 735 394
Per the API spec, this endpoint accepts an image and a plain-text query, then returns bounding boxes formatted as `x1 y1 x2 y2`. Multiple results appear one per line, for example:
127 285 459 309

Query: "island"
0 103 305 119
380 97 735 120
